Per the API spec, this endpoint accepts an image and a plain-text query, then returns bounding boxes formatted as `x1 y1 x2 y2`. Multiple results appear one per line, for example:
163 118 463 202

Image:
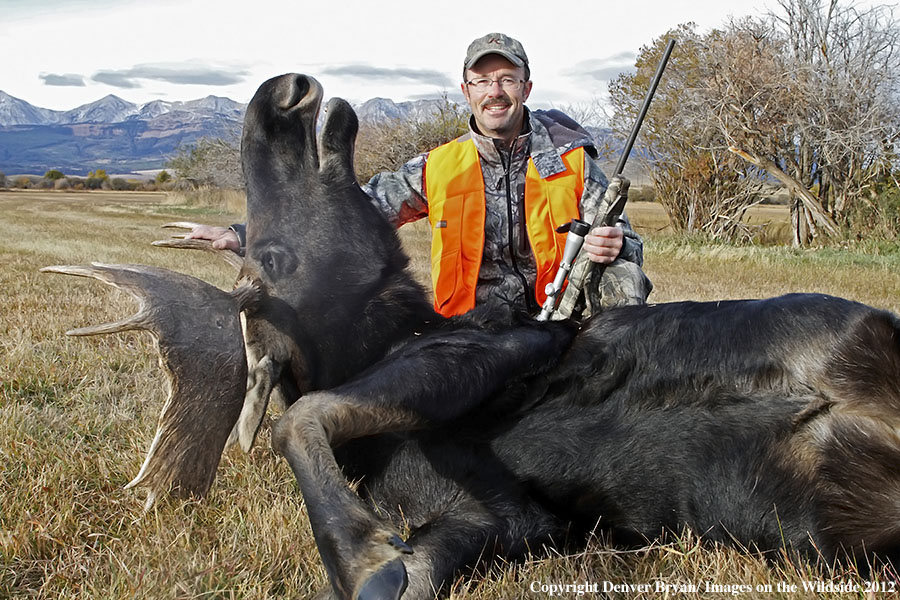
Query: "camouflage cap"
464 33 529 70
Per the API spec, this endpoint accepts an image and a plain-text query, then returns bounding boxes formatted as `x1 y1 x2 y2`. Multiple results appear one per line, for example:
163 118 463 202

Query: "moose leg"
402 517 502 600
275 395 417 600
272 321 575 600
309 515 525 600
306 439 566 600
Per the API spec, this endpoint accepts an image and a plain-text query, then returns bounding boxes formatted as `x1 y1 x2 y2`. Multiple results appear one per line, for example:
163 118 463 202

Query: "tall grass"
3 190 899 598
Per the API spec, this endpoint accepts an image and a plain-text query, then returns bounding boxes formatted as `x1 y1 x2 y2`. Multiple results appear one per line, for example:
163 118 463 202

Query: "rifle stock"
554 39 675 320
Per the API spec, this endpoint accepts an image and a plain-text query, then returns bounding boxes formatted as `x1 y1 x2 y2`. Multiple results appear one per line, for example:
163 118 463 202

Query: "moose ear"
318 97 358 183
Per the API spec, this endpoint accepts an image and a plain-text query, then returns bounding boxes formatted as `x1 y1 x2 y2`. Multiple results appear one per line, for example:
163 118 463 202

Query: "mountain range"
0 91 615 177
0 90 253 176
0 91 461 176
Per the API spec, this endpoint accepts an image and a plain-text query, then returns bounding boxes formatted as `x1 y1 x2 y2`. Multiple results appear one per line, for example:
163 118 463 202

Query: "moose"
45 73 900 599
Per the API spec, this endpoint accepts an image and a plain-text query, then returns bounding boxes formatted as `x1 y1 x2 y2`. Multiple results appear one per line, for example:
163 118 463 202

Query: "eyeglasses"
465 77 525 92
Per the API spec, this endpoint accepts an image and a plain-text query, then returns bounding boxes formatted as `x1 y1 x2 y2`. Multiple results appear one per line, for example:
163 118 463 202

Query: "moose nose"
275 74 323 112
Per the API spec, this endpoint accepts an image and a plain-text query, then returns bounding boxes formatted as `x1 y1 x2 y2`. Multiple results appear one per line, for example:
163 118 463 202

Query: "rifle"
539 38 675 322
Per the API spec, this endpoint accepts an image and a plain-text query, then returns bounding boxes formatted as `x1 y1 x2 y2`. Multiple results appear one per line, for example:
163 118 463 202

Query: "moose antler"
41 263 256 509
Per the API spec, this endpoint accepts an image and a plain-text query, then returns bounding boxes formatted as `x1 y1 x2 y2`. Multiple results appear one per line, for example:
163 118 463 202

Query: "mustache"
480 98 512 109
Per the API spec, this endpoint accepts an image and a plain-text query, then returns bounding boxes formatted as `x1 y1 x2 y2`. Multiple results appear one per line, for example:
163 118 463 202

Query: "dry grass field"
3 190 900 599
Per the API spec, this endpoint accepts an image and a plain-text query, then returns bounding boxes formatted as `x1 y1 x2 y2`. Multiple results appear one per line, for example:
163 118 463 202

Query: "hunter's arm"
362 153 430 227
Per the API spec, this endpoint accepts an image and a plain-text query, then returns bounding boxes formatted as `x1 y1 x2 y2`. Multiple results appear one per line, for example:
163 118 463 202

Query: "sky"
1 0 778 113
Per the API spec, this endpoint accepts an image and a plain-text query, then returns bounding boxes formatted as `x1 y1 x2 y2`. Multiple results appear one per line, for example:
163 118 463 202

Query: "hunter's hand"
186 225 241 251
583 226 623 264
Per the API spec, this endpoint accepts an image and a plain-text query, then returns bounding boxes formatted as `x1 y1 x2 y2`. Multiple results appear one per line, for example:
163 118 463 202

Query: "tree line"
1 168 173 191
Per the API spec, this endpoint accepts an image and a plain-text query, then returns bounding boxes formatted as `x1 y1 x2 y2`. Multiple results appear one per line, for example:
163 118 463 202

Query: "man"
190 32 651 318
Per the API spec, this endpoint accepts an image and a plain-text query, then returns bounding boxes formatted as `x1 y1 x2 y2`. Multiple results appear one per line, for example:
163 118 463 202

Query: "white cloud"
39 73 86 87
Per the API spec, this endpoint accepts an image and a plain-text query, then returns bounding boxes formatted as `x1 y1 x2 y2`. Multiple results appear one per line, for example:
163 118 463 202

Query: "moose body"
46 74 900 599
301 292 900 598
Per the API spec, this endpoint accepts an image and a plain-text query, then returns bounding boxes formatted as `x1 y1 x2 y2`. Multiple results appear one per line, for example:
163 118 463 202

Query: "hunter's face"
461 54 532 144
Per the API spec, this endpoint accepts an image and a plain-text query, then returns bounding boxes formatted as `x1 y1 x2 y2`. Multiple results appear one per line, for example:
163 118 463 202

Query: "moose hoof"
388 533 413 554
356 558 408 600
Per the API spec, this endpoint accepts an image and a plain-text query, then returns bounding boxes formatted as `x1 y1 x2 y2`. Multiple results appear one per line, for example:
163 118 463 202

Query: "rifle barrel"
614 38 676 177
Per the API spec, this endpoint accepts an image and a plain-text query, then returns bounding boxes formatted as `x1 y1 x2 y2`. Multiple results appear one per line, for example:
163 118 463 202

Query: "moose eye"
254 245 298 279
262 253 276 272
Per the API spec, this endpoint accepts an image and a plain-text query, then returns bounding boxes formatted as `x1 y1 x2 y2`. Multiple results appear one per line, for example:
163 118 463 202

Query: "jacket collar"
527 111 569 179
463 107 574 179
464 108 575 180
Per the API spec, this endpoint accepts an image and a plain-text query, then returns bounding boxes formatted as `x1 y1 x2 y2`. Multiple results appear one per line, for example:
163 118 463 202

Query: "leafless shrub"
706 1 900 245
167 135 243 189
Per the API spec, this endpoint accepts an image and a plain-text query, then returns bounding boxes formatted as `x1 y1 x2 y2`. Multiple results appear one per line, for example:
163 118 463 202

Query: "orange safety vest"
425 137 584 317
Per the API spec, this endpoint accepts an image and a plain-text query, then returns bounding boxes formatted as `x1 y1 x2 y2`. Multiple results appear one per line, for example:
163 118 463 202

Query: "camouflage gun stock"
555 38 675 321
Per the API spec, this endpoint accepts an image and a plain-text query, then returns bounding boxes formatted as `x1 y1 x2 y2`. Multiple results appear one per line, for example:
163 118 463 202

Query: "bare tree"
610 2 900 246
549 98 610 129
609 25 769 241
710 0 900 245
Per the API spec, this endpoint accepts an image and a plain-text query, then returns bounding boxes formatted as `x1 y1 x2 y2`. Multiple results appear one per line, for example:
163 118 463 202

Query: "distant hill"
0 92 623 177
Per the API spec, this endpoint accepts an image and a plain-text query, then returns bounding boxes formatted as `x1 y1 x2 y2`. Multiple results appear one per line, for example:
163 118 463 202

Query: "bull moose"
44 74 900 599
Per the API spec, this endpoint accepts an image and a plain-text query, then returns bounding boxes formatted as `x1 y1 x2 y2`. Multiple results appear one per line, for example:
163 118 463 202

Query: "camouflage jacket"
363 108 647 315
